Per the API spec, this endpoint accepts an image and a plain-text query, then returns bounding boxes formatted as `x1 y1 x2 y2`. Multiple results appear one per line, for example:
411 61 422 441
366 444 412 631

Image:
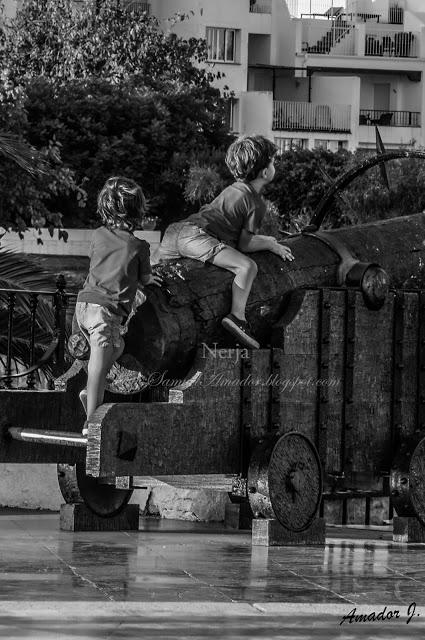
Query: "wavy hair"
225 135 278 182
97 176 147 230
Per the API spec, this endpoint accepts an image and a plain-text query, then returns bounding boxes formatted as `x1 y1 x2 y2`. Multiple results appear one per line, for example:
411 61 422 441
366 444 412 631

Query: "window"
206 27 237 62
274 138 307 152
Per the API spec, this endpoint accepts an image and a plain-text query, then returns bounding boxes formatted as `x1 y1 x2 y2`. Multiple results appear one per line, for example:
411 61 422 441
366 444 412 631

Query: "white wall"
2 229 161 260
311 75 358 107
312 75 360 148
270 0 295 66
2 0 17 18
153 0 251 93
239 91 273 136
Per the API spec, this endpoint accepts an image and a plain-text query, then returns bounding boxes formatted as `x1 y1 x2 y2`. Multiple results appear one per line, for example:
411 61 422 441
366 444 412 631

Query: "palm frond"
0 336 53 367
0 349 52 389
0 251 57 334
0 311 53 344
0 132 48 175
0 250 56 290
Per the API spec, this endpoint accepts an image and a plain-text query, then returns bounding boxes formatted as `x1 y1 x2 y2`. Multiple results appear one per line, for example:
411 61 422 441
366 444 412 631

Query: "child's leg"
210 247 258 320
86 341 124 420
210 247 259 349
176 226 259 347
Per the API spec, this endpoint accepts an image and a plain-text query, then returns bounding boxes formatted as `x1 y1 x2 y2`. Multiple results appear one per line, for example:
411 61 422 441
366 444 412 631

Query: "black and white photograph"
0 0 425 638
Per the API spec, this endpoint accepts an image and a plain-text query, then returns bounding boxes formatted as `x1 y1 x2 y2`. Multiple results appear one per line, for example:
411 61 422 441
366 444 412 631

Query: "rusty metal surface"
248 432 322 532
408 437 425 526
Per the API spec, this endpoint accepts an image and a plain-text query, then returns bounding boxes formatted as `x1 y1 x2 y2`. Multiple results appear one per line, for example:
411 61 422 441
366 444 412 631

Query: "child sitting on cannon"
75 176 162 433
159 135 294 348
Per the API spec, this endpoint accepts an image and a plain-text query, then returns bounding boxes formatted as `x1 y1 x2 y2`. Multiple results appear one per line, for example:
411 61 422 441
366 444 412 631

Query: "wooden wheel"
391 435 425 527
57 463 133 518
248 432 323 532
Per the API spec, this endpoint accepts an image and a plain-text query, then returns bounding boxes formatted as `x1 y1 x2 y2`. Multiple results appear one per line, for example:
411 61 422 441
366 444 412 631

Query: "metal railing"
288 0 347 18
123 1 150 13
273 101 351 133
249 0 272 14
365 30 418 57
289 0 404 24
0 275 73 389
359 109 421 128
302 23 355 55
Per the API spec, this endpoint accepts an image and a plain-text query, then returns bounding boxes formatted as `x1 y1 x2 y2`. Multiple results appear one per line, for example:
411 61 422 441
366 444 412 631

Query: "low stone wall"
0 464 229 520
2 228 161 261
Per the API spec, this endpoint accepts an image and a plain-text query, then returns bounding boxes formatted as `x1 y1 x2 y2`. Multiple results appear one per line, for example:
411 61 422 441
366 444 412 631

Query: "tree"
1 0 216 87
0 0 231 230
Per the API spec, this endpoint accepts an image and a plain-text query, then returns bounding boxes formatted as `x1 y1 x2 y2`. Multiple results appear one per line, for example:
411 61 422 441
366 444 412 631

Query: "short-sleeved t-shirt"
77 226 151 318
187 182 266 249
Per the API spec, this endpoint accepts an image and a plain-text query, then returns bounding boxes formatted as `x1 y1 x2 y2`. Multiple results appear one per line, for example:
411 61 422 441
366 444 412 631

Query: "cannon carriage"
3 150 425 544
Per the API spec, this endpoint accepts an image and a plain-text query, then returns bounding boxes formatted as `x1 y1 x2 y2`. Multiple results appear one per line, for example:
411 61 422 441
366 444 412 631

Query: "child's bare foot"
221 314 260 349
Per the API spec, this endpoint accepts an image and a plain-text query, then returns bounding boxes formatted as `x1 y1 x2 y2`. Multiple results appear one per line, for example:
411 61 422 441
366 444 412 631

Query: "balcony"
249 0 272 14
123 1 150 13
273 101 351 133
300 21 419 59
359 109 421 127
302 22 355 56
365 31 418 58
289 0 405 25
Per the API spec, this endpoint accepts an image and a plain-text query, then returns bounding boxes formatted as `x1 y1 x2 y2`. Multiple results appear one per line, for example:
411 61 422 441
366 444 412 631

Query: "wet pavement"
1 512 425 639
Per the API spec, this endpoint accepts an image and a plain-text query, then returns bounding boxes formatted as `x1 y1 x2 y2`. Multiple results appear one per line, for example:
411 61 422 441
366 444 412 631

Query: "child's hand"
270 239 294 261
144 274 163 287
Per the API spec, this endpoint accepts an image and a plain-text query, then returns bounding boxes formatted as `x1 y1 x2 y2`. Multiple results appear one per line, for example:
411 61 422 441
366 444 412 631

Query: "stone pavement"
1 512 425 639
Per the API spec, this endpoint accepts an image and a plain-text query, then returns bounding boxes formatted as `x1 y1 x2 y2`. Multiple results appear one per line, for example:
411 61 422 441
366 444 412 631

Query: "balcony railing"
359 109 421 127
289 0 405 24
249 1 272 14
302 22 355 55
273 101 351 133
365 30 418 57
124 1 150 13
0 276 72 390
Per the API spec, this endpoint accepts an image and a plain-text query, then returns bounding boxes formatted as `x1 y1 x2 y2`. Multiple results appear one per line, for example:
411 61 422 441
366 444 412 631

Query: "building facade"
4 0 425 151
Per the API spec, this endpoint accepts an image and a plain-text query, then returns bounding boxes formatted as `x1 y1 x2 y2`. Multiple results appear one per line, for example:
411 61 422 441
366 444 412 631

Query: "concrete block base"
252 517 326 546
59 503 140 532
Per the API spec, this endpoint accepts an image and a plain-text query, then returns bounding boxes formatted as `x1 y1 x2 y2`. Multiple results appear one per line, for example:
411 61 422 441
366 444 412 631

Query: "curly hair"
97 176 147 230
225 135 278 182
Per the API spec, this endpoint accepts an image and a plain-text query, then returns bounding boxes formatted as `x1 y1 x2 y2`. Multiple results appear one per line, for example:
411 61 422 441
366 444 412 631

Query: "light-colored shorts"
75 302 126 350
159 222 227 263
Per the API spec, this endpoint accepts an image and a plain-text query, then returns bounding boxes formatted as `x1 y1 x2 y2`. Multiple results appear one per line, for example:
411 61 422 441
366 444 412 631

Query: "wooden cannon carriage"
3 150 425 544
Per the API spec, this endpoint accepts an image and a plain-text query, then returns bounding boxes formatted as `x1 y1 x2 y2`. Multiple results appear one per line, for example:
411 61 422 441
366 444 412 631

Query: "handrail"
0 275 74 388
305 150 425 231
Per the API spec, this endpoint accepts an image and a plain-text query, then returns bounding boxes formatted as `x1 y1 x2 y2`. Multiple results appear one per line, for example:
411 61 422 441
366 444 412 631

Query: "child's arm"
138 240 163 286
238 229 294 261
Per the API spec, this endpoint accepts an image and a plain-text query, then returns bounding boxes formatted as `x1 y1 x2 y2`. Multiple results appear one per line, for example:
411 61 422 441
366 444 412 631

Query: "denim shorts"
159 222 227 263
75 302 126 350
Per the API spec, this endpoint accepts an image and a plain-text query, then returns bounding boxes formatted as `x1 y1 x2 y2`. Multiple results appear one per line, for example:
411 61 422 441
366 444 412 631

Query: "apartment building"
4 0 425 151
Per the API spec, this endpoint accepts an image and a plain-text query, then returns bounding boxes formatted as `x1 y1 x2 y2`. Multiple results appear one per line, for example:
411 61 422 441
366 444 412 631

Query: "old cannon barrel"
111 212 425 394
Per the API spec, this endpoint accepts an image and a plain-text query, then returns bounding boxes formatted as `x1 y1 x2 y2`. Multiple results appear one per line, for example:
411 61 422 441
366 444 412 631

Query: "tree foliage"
1 0 215 86
0 0 231 230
